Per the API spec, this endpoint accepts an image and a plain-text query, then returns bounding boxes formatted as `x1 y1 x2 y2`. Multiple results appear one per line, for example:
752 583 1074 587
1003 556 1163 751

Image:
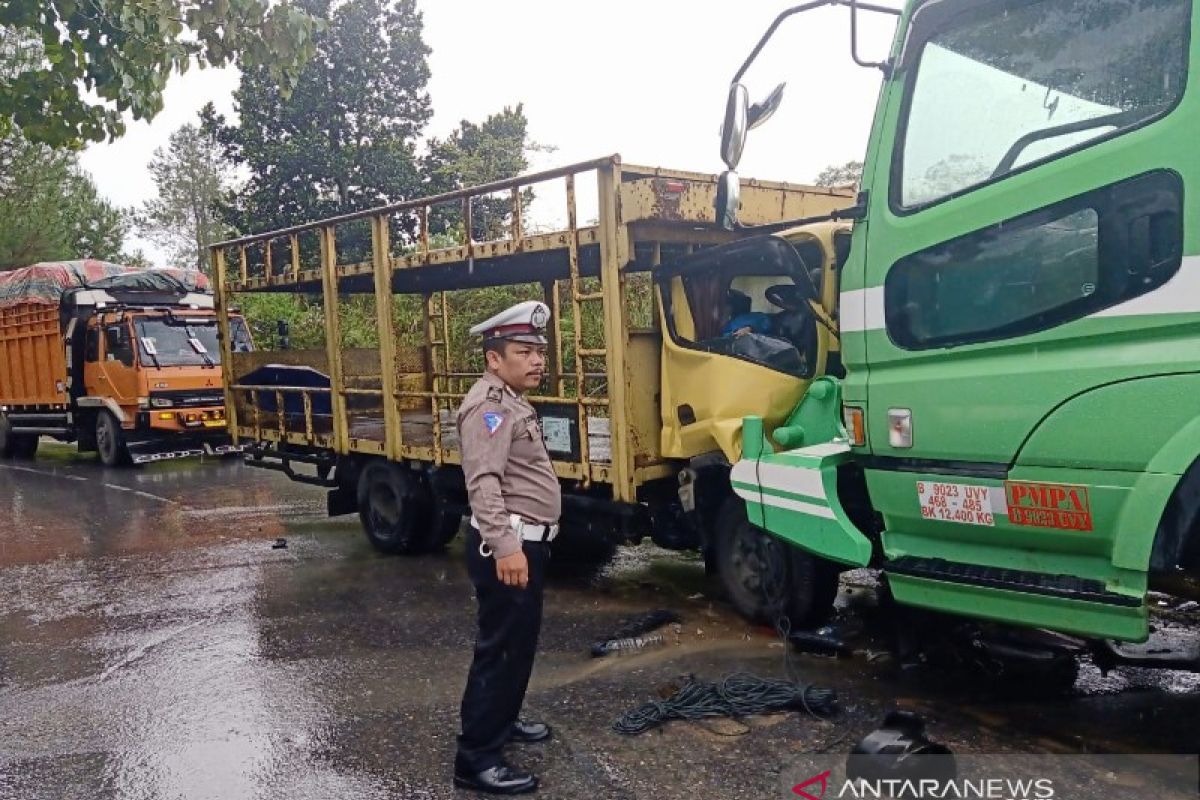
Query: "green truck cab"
726 0 1198 644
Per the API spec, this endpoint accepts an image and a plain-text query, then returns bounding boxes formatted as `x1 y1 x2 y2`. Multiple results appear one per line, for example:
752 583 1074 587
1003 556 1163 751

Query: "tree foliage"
211 0 541 363
233 100 541 357
0 0 320 146
203 0 432 254
422 105 534 241
814 160 864 189
0 130 127 269
137 122 231 271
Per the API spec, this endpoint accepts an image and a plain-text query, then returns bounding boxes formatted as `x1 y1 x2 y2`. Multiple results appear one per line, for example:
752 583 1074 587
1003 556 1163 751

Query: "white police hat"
469 300 550 345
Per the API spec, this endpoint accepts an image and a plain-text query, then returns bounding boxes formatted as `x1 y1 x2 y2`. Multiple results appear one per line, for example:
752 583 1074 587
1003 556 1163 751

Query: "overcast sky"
79 0 900 266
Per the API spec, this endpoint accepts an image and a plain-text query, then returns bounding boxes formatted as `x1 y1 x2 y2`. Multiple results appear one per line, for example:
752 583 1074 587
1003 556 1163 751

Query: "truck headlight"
150 397 173 408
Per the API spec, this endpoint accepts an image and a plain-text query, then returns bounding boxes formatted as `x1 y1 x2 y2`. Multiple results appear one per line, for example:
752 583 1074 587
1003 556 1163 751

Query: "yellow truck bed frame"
212 155 851 503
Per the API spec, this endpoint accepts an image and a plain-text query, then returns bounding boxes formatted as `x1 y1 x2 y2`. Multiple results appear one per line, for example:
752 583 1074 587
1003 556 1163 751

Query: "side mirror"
715 171 741 231
748 82 786 130
720 83 750 170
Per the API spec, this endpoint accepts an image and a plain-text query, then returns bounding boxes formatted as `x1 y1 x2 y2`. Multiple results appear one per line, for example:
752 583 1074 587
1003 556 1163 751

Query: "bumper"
731 439 873 567
142 411 229 434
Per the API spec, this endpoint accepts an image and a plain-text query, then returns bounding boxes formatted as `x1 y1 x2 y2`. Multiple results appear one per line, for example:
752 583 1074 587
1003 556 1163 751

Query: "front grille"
150 390 224 408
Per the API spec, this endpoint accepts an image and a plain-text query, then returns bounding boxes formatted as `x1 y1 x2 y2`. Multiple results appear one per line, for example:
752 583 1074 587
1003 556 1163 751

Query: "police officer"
453 300 561 795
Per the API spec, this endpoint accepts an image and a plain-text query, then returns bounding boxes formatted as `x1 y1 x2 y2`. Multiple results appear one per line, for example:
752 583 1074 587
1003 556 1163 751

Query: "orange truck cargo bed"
0 303 68 408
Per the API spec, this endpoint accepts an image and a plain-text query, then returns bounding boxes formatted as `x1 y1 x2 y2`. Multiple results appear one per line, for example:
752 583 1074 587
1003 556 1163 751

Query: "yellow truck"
212 157 854 622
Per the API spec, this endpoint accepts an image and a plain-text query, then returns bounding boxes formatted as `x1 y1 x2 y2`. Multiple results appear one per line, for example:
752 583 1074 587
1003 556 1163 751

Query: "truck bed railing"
214 155 636 495
212 155 853 501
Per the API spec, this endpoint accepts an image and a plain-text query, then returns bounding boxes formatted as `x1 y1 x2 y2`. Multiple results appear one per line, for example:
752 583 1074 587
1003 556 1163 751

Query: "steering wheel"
765 284 804 311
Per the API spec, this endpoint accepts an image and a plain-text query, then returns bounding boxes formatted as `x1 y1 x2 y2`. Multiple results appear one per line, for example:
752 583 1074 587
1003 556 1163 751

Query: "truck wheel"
408 469 461 549
0 416 37 459
430 505 464 548
96 411 132 467
356 460 436 555
12 435 38 459
788 544 841 627
715 496 839 626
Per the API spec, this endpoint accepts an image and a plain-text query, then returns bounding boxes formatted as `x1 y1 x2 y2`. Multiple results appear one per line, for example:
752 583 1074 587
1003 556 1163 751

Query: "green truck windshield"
898 0 1191 208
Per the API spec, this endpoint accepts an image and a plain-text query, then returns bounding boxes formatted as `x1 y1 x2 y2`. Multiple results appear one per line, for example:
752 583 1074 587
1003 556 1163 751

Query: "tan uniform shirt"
457 371 562 559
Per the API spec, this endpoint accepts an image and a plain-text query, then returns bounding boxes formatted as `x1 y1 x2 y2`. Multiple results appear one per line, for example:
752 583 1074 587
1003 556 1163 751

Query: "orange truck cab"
0 261 251 466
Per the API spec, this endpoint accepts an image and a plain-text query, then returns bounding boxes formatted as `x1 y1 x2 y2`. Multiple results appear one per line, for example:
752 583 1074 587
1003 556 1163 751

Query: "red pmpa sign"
1004 481 1093 531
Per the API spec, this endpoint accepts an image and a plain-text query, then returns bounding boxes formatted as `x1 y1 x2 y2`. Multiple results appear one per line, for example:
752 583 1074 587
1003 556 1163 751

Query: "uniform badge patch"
486 386 503 402
482 411 504 436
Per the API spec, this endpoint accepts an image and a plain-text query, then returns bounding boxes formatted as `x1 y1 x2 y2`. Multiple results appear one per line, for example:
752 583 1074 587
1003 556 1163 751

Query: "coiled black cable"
612 672 837 736
611 459 842 736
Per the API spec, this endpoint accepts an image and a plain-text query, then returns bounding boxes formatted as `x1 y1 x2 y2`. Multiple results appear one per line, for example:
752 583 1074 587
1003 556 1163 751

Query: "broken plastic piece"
589 609 681 656
591 633 665 657
789 624 851 657
846 711 955 784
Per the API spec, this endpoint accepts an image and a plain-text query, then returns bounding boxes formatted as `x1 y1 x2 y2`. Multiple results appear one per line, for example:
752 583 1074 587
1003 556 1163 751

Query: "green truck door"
852 0 1197 639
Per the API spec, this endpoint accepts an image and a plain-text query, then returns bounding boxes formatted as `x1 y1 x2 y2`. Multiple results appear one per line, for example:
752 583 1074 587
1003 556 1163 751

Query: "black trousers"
456 525 549 773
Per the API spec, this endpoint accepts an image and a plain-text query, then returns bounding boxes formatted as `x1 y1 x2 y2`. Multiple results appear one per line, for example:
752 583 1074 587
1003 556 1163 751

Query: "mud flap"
730 440 872 567
327 485 357 517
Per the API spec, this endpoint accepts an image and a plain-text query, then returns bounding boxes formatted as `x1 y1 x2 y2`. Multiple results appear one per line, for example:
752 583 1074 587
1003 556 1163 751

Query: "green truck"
722 0 1199 660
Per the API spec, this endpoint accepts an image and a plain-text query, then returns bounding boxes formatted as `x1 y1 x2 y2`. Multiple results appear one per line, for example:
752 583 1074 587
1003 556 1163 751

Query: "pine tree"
138 123 231 272
0 131 126 269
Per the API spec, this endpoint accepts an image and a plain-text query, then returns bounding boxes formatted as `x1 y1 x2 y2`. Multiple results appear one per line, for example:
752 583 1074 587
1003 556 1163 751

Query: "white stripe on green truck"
731 438 871 565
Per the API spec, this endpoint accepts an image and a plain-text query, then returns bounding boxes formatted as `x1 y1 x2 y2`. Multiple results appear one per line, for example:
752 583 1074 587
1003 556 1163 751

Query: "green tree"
422 105 536 241
0 1 320 146
137 122 231 272
59 165 127 261
204 0 432 259
0 130 126 269
210 3 542 360
118 248 153 268
814 160 864 189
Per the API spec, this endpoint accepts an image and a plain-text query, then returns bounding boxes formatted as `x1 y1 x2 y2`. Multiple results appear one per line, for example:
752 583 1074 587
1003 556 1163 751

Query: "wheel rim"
367 480 403 541
97 418 113 461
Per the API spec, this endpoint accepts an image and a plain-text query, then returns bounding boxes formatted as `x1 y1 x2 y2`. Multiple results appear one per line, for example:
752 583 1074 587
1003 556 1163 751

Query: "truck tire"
409 469 462 549
788 544 841 627
430 504 464 548
13 435 38 459
96 411 132 467
715 496 839 627
0 416 37 459
356 460 437 555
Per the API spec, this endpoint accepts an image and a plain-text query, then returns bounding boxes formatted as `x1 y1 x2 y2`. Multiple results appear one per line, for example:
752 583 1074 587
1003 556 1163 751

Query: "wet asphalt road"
1 444 1199 800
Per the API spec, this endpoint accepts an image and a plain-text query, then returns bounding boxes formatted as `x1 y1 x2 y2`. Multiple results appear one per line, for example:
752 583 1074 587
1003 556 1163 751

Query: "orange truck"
0 261 252 465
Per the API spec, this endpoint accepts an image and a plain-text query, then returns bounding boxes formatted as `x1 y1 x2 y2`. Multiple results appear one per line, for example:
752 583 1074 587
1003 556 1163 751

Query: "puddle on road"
0 457 326 566
3 455 1200 800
